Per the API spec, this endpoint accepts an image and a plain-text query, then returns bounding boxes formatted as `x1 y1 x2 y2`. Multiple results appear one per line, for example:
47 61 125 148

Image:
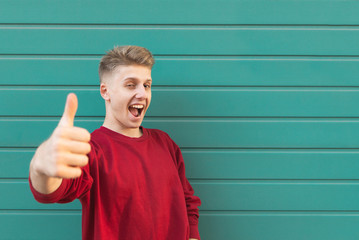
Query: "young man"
29 46 201 240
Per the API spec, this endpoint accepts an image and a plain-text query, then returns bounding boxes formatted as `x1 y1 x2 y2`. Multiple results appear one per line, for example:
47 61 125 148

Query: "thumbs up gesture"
30 93 91 184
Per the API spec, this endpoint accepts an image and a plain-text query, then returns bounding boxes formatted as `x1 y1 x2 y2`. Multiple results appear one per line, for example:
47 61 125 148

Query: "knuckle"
79 128 91 142
85 131 91 141
52 139 63 152
84 143 91 153
75 168 82 178
80 155 89 166
53 152 64 163
54 126 69 138
75 171 82 178
69 168 82 179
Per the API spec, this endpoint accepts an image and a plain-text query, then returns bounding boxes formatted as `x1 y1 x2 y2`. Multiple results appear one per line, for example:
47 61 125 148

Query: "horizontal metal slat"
2 118 359 148
3 181 359 211
3 149 359 180
2 212 359 240
1 0 359 25
2 56 359 86
1 26 359 55
3 88 359 117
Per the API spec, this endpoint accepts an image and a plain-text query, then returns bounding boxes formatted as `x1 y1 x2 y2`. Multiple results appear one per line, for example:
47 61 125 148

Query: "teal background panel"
3 181 359 211
1 0 359 25
2 0 359 239
184 150 359 180
0 150 35 178
0 212 82 240
193 181 359 210
0 181 81 210
3 57 359 87
2 26 359 55
2 213 359 240
2 87 359 117
3 119 359 148
199 213 359 240
3 149 359 180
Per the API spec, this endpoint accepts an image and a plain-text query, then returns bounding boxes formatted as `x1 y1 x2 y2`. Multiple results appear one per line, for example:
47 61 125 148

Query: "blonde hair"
99 45 155 83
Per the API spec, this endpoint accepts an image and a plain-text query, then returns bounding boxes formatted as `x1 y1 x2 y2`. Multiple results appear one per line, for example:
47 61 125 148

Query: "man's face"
101 65 152 136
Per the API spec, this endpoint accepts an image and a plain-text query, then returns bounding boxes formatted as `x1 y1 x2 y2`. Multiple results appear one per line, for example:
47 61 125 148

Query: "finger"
58 93 78 127
63 140 91 154
56 165 83 179
56 126 91 142
69 127 91 142
61 152 89 167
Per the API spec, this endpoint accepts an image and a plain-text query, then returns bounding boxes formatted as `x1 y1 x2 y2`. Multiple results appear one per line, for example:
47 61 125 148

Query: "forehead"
111 65 152 81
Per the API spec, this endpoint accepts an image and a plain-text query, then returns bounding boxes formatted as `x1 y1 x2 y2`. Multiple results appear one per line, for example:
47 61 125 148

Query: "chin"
128 121 143 129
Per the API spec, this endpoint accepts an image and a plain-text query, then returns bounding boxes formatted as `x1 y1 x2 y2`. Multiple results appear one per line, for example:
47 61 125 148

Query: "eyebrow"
123 77 152 82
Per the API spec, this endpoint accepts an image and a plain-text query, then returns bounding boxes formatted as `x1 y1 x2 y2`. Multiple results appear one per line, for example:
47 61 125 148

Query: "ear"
100 83 110 101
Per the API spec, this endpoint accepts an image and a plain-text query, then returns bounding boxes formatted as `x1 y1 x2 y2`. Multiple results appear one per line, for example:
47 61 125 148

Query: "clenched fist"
30 93 91 193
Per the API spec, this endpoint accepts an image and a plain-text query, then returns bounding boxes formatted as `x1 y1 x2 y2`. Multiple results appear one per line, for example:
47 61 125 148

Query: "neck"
102 119 142 138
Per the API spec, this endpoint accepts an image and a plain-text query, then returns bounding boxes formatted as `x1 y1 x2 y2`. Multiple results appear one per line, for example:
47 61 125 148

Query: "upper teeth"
131 105 144 109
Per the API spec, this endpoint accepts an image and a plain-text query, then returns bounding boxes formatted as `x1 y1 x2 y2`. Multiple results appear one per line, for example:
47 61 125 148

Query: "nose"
135 85 147 99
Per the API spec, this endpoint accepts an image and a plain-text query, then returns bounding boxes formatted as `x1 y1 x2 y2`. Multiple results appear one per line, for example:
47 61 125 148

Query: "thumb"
58 93 78 127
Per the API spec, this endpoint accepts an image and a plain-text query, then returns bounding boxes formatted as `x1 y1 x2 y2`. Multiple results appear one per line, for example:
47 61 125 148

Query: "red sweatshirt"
30 126 201 240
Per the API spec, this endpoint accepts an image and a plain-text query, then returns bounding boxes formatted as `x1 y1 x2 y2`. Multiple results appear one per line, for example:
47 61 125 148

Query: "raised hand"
30 93 91 193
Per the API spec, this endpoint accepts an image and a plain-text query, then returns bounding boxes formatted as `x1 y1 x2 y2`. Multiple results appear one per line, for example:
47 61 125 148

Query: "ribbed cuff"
28 176 67 203
189 224 201 240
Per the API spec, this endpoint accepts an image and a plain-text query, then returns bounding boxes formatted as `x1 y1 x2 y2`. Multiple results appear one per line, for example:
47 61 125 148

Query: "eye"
126 84 135 88
144 84 151 89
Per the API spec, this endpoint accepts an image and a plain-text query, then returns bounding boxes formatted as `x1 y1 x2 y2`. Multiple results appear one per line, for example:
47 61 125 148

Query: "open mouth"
129 104 144 118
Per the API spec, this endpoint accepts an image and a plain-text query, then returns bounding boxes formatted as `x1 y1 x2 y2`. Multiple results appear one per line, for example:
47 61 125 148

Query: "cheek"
147 94 152 106
110 96 128 112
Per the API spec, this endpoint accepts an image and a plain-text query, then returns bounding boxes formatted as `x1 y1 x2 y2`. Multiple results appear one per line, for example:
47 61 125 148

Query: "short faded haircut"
99 45 155 83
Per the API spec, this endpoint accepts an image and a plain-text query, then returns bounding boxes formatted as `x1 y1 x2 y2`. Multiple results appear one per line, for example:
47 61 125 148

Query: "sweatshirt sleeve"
29 142 95 204
29 164 93 204
174 143 202 240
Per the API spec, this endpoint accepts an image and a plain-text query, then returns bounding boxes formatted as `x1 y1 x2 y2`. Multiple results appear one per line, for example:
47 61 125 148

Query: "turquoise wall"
2 1 359 239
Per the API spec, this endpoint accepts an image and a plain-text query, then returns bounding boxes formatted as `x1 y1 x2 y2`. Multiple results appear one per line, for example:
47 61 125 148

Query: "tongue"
129 107 139 117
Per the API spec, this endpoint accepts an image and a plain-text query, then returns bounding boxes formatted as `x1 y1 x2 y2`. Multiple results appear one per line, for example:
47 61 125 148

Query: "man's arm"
172 144 201 240
29 93 91 194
